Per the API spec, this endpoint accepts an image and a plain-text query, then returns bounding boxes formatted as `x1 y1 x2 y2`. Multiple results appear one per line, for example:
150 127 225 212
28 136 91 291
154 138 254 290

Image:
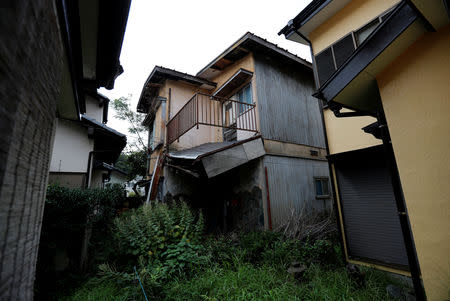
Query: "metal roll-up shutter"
334 147 409 269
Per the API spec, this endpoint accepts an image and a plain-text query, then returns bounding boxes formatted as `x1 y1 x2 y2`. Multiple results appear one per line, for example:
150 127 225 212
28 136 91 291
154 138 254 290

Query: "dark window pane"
315 47 335 86
332 33 356 69
315 179 323 196
322 179 330 195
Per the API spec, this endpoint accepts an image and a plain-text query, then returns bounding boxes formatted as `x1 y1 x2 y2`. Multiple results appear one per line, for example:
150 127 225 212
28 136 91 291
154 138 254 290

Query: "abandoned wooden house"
137 32 331 232
279 0 450 299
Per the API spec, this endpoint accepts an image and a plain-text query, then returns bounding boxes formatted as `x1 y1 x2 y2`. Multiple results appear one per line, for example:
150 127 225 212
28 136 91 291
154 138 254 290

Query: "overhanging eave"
314 2 428 113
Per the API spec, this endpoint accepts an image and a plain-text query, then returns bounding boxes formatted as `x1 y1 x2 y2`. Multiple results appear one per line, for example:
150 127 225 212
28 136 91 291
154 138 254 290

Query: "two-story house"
279 0 450 299
49 91 127 189
138 32 331 231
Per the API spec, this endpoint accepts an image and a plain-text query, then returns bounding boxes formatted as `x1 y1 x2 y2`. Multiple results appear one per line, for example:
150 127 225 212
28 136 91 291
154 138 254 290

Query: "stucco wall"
309 0 400 54
85 94 103 122
323 108 380 154
50 119 93 173
377 25 450 301
164 80 220 151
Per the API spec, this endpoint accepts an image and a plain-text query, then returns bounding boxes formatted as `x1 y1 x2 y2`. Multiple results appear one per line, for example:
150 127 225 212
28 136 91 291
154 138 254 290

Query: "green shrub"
114 202 204 262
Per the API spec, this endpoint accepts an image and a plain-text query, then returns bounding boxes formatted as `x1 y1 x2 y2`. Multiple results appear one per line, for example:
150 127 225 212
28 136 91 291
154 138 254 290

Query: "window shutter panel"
332 33 356 69
315 47 335 86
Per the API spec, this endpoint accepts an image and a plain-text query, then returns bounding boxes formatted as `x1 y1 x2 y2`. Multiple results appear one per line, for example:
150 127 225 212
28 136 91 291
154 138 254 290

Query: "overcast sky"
100 0 312 144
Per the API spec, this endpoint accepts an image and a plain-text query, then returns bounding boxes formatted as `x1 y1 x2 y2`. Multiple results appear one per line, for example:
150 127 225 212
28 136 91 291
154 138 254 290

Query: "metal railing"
166 92 258 145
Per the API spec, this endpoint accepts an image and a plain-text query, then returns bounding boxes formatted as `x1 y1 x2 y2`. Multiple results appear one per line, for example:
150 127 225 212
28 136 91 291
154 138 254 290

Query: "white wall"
50 118 94 173
85 94 104 122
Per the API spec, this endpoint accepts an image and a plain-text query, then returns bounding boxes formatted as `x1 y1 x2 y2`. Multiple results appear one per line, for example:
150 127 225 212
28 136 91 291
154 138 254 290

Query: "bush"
35 184 127 300
97 201 207 298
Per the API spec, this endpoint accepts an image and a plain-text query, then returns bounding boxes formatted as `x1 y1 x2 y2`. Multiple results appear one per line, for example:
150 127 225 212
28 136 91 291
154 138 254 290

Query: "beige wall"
50 118 93 173
323 108 380 154
85 94 104 122
309 0 400 54
210 53 260 140
164 80 220 151
377 25 450 301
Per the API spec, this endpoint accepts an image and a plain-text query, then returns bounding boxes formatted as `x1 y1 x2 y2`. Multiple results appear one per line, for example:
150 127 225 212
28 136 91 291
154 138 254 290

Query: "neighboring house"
279 0 450 299
137 32 331 231
0 1 130 299
49 92 127 189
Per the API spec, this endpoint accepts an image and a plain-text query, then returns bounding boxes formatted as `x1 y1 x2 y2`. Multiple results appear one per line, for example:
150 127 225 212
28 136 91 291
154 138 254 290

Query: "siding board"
254 55 326 148
263 156 330 227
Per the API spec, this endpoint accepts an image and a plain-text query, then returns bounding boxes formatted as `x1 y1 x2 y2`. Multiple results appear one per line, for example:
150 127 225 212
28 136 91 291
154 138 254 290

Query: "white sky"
100 0 312 144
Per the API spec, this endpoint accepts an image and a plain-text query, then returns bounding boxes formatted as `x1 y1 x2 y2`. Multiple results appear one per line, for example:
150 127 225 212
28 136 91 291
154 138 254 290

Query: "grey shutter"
315 47 335 86
335 148 409 269
332 33 356 69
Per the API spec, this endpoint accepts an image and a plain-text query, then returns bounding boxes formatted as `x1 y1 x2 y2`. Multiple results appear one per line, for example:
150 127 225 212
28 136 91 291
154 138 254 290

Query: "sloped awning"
168 136 265 178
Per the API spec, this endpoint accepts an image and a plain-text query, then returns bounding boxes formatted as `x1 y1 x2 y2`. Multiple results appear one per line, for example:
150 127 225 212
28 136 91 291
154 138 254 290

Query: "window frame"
314 177 331 199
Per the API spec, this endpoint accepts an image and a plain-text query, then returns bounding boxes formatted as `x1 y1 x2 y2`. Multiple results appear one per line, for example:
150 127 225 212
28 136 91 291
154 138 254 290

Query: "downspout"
295 29 348 264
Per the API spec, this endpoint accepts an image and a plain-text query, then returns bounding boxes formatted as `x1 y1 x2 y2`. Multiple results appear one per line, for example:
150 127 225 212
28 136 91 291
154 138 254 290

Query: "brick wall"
0 1 63 300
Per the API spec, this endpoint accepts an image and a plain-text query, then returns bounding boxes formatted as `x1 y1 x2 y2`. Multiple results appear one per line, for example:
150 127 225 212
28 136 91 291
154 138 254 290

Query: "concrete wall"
254 54 325 148
50 119 93 173
376 25 450 301
0 0 63 299
309 0 400 54
85 94 104 122
48 173 86 188
323 108 380 154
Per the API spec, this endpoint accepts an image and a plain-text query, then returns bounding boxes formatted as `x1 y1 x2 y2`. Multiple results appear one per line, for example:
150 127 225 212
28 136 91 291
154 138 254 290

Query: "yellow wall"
309 0 400 54
210 53 261 139
163 80 221 151
323 108 380 154
377 25 450 301
211 54 255 90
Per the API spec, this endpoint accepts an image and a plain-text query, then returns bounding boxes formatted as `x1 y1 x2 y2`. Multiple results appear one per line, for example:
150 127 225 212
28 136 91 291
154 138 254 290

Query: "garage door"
334 146 409 270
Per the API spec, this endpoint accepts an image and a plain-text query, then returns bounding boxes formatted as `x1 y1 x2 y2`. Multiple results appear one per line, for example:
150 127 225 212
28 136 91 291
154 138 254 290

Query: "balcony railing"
167 92 258 145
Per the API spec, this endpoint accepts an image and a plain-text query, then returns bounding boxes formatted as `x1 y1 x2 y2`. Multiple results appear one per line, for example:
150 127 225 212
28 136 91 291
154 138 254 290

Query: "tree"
112 96 148 190
112 95 147 151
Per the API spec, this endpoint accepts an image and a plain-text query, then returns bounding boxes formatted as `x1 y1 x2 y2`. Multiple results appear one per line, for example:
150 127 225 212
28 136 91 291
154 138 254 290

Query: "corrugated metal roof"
168 141 237 160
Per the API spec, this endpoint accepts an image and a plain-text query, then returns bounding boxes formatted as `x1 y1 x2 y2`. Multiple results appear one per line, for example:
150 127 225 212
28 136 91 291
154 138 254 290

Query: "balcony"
167 92 258 145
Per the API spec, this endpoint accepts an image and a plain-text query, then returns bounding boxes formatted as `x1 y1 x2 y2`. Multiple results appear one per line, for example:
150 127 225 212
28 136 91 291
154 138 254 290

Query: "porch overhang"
312 2 430 114
213 69 253 98
167 136 265 178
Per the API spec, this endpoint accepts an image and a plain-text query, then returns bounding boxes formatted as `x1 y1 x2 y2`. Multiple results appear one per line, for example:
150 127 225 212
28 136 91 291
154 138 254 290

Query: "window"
313 6 396 86
354 19 380 46
315 177 330 198
233 83 252 114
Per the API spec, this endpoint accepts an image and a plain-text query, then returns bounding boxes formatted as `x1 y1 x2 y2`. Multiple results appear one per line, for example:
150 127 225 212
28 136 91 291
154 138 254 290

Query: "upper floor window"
233 83 252 114
314 7 395 87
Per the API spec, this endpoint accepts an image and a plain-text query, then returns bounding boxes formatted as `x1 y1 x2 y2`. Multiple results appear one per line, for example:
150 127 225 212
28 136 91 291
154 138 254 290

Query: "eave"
197 32 311 80
137 66 216 114
313 1 430 113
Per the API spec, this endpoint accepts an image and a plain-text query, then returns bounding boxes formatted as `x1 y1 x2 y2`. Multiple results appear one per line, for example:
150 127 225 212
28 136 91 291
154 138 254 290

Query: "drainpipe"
294 29 348 264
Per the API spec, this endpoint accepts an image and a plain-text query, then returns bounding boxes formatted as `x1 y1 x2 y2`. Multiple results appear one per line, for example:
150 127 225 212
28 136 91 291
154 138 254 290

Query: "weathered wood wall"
254 54 326 148
0 1 62 299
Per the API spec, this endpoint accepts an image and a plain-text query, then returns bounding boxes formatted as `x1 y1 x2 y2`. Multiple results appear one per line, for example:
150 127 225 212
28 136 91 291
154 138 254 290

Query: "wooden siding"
254 54 326 148
263 155 331 228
